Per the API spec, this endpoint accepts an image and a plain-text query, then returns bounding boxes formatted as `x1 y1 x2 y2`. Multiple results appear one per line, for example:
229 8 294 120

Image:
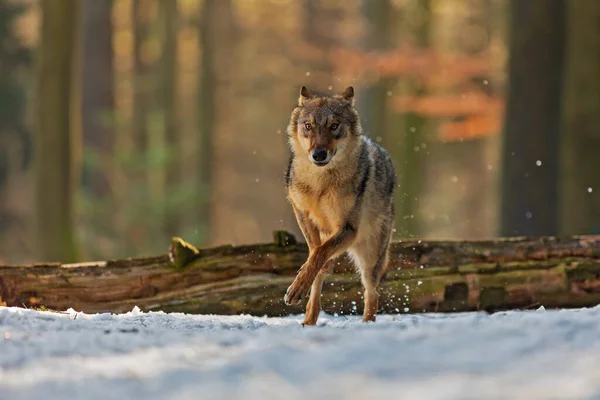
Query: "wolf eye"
330 123 339 130
304 123 312 131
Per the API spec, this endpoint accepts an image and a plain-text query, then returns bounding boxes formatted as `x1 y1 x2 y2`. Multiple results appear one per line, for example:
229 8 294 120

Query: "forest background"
0 0 598 264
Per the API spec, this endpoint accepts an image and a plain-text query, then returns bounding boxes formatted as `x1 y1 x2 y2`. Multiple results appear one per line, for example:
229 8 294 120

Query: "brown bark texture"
560 0 600 236
34 0 80 263
1 232 600 316
500 0 566 237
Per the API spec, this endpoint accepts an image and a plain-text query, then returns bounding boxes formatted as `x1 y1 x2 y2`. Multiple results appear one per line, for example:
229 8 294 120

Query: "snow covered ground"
2 306 600 400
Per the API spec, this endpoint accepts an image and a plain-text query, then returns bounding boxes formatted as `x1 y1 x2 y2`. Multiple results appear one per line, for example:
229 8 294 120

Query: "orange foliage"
328 47 500 89
438 114 503 142
289 43 500 90
390 92 504 142
390 93 503 118
323 46 504 142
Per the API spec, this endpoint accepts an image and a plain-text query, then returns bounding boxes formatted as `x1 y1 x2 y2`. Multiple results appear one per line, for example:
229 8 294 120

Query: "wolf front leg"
303 260 335 326
289 204 330 325
284 221 357 306
291 203 321 252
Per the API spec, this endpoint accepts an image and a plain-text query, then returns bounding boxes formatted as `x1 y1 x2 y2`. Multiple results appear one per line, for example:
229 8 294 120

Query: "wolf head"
287 86 363 167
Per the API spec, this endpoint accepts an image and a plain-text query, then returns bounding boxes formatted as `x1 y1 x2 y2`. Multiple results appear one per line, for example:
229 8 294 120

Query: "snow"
3 306 600 400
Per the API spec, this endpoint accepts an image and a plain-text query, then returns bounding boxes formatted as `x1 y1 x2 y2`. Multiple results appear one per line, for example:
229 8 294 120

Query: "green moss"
386 266 456 280
169 237 200 269
499 260 566 272
475 267 565 287
458 263 499 274
566 263 600 282
183 257 238 272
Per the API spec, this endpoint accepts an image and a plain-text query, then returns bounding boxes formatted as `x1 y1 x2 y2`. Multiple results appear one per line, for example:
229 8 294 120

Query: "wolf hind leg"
360 247 389 322
352 228 393 323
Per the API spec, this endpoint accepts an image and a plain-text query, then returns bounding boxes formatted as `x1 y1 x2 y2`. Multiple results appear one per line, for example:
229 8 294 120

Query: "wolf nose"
312 149 328 162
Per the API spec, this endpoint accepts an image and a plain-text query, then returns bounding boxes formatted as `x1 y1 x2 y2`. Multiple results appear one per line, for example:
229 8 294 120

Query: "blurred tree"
360 0 408 237
132 0 152 155
197 0 239 245
360 0 391 148
35 0 80 262
439 0 495 239
161 0 180 237
0 0 31 232
79 0 116 259
81 0 115 197
302 0 341 85
359 0 431 239
127 0 156 253
560 0 600 235
500 0 565 237
358 0 430 239
396 0 431 238
197 0 216 246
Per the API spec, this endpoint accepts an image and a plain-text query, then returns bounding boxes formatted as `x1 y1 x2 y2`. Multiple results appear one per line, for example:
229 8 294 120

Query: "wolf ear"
340 86 355 105
298 86 313 106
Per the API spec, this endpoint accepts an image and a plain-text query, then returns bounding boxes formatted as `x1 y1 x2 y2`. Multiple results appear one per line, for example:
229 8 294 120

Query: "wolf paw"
284 264 314 305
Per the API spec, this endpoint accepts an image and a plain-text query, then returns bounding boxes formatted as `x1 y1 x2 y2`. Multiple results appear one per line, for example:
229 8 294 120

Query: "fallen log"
1 232 600 316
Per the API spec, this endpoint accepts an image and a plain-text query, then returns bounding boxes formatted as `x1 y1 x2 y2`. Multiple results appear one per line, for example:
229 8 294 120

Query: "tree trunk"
79 0 116 260
161 0 180 238
2 233 600 316
129 0 162 253
302 0 341 86
560 0 600 235
395 0 431 238
0 0 31 238
360 0 428 239
197 0 238 246
359 0 392 148
196 0 217 246
428 0 494 239
81 0 115 197
131 0 152 154
500 0 566 237
34 0 80 263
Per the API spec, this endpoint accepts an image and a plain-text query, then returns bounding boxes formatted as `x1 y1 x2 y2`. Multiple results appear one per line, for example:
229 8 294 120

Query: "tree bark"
34 0 80 263
2 233 600 316
131 0 152 154
197 0 239 246
196 0 218 246
560 0 600 235
161 0 180 238
0 0 31 236
81 0 115 197
500 0 566 237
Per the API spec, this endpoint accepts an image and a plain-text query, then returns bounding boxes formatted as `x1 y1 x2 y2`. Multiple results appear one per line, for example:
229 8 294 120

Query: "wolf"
283 85 396 325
